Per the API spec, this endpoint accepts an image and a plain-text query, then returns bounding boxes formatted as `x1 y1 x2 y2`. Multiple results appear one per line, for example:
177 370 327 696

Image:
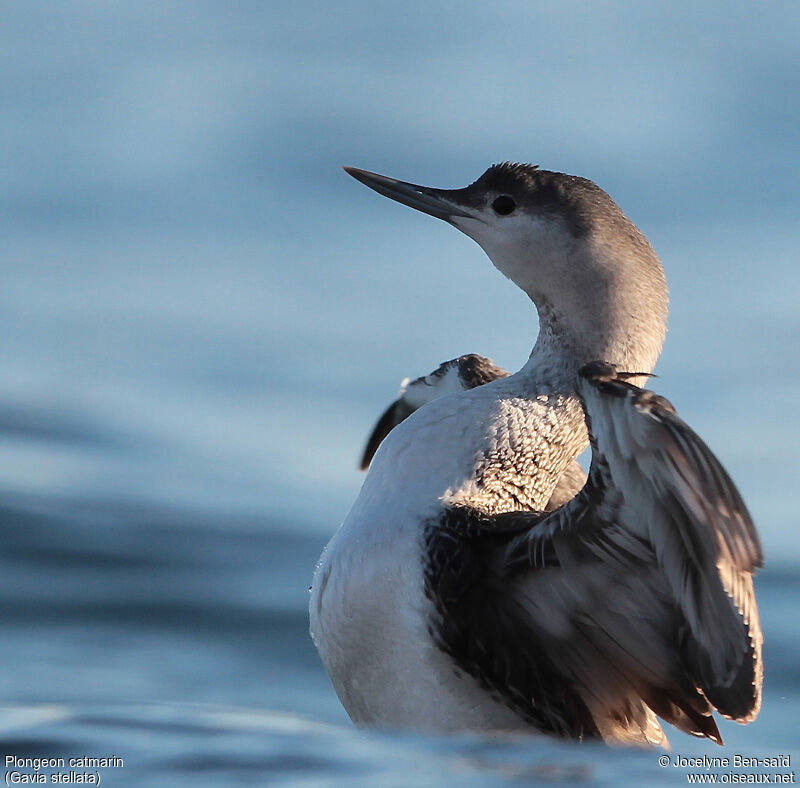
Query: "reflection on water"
2 1 798 783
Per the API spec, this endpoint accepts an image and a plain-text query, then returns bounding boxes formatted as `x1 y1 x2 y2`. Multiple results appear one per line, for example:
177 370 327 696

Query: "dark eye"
492 195 516 215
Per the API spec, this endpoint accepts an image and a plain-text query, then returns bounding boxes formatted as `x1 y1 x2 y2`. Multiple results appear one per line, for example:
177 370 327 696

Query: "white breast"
309 378 578 729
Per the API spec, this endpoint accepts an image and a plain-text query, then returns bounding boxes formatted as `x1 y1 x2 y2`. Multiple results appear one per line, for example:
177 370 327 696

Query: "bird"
359 353 587 512
309 163 762 746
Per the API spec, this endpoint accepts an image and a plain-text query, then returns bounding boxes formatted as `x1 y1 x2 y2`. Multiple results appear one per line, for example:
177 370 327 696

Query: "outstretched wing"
424 363 762 746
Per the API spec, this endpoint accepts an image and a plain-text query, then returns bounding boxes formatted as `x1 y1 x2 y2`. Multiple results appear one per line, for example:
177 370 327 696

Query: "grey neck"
519 278 668 392
466 292 667 512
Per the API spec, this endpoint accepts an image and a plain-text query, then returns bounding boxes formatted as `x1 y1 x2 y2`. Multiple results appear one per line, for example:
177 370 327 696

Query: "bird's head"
345 163 668 374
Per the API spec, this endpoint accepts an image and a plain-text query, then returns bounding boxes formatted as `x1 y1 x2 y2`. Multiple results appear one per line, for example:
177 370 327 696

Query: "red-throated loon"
309 164 762 747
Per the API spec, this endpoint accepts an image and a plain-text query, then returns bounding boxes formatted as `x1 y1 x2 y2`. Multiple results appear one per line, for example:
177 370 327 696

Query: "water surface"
1 2 798 784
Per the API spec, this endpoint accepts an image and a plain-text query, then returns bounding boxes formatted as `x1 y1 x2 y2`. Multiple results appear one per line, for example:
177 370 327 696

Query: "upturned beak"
343 167 474 222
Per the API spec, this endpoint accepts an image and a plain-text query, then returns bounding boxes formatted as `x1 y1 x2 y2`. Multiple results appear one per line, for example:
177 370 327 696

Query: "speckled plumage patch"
454 393 588 515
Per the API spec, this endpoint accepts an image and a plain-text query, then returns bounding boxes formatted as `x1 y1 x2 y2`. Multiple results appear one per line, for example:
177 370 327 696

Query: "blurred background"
1 2 798 785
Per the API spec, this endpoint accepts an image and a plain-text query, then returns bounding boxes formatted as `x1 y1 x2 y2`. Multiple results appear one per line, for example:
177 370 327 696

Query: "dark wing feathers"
425 371 762 746
359 399 413 470
424 510 602 740
656 411 762 571
624 395 762 721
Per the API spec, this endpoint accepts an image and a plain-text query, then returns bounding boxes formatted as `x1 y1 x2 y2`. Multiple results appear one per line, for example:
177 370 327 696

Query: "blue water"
1 2 799 785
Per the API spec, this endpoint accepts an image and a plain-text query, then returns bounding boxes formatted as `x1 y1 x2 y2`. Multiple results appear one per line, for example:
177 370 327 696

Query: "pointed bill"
343 167 474 222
